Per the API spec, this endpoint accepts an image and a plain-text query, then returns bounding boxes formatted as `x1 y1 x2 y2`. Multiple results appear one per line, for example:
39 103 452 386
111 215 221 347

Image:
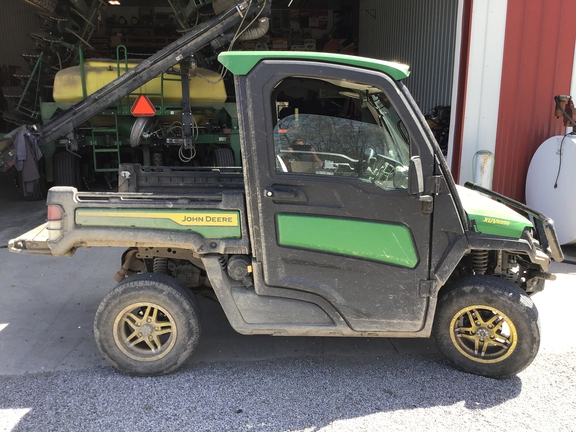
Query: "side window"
272 77 410 190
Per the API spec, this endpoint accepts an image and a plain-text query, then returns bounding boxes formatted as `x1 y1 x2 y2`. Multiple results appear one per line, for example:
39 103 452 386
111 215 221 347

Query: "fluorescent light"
288 0 294 6
108 0 121 5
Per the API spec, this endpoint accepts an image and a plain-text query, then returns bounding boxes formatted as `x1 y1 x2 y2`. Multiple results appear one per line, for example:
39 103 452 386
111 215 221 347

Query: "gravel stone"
1 350 574 431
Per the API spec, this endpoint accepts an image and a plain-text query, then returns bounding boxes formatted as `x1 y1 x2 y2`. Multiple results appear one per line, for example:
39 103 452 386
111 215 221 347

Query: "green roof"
218 51 410 80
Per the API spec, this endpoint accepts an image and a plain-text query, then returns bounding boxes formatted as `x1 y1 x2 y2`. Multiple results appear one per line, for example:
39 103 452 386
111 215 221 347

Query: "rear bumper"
8 223 53 255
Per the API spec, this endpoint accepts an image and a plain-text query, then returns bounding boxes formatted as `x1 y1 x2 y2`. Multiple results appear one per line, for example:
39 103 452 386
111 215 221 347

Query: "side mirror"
408 156 424 195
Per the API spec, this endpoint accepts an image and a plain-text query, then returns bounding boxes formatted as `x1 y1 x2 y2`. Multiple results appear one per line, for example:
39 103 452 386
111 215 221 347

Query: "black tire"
433 275 540 379
53 151 82 189
212 147 235 167
15 163 48 201
94 273 202 376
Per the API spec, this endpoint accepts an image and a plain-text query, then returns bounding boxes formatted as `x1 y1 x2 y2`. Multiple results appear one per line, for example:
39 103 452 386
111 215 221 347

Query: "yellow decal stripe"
482 217 511 226
76 210 239 227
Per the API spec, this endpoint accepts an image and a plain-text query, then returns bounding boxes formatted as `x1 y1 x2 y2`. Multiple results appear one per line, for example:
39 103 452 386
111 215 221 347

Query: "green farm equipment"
39 46 241 190
2 0 269 198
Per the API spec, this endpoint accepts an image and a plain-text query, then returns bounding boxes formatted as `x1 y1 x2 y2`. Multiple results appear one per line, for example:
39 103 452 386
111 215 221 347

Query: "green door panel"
76 208 241 239
276 214 418 268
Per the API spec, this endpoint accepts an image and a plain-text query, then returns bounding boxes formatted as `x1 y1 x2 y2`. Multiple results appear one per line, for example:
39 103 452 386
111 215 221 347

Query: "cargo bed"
9 167 250 257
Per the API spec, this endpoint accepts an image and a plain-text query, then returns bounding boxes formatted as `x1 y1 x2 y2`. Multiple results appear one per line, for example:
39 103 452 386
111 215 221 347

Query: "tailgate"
8 223 52 255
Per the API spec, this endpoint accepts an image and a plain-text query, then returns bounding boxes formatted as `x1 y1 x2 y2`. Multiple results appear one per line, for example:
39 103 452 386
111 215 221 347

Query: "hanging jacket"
13 127 44 196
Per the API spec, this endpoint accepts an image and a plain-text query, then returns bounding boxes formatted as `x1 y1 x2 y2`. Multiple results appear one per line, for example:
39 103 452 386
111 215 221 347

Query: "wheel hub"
450 305 518 363
141 324 154 336
476 327 490 339
113 302 177 362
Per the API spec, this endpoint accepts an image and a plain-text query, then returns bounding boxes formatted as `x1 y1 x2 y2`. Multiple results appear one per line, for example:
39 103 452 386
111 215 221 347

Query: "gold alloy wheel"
449 305 518 363
113 302 177 362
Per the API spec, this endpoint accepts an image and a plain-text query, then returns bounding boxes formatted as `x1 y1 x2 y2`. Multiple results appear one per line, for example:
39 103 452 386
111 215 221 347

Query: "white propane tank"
526 134 576 245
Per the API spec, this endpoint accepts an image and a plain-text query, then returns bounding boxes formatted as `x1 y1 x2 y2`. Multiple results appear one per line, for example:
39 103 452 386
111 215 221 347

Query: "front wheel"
94 273 202 376
433 275 540 379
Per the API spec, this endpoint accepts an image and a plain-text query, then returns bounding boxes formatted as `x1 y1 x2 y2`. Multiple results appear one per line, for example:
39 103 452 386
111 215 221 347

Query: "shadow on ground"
0 354 525 431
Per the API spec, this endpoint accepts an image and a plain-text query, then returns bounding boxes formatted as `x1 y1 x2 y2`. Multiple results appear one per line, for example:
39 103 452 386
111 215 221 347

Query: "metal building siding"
359 0 459 114
0 1 39 70
493 0 576 202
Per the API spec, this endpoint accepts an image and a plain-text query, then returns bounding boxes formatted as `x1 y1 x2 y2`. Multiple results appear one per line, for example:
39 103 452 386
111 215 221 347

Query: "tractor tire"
433 275 540 379
15 163 48 201
212 147 235 167
53 151 82 189
94 273 202 376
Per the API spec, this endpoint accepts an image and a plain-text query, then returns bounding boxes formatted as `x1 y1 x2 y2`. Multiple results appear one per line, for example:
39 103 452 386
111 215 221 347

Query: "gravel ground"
1 349 575 432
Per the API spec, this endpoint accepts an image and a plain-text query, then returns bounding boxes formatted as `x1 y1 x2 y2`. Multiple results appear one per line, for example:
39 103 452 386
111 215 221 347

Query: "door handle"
264 186 307 202
419 194 433 214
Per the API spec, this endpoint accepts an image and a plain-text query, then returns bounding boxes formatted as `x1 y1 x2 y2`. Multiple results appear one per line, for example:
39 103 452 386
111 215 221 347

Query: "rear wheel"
94 273 202 376
433 275 540 378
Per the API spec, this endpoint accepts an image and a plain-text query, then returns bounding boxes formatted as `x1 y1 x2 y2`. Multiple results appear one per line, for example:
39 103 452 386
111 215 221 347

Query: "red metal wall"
493 0 576 202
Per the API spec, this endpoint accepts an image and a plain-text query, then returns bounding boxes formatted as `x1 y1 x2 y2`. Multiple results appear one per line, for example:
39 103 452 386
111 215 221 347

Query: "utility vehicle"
5 0 563 379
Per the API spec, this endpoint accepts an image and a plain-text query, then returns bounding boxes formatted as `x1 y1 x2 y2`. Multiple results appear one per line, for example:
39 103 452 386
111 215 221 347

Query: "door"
239 60 436 332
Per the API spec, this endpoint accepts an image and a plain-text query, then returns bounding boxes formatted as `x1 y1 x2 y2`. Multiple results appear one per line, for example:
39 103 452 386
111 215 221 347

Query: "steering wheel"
356 148 378 178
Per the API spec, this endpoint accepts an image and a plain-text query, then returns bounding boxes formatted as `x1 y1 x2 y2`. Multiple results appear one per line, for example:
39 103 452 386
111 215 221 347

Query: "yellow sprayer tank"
53 60 227 104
